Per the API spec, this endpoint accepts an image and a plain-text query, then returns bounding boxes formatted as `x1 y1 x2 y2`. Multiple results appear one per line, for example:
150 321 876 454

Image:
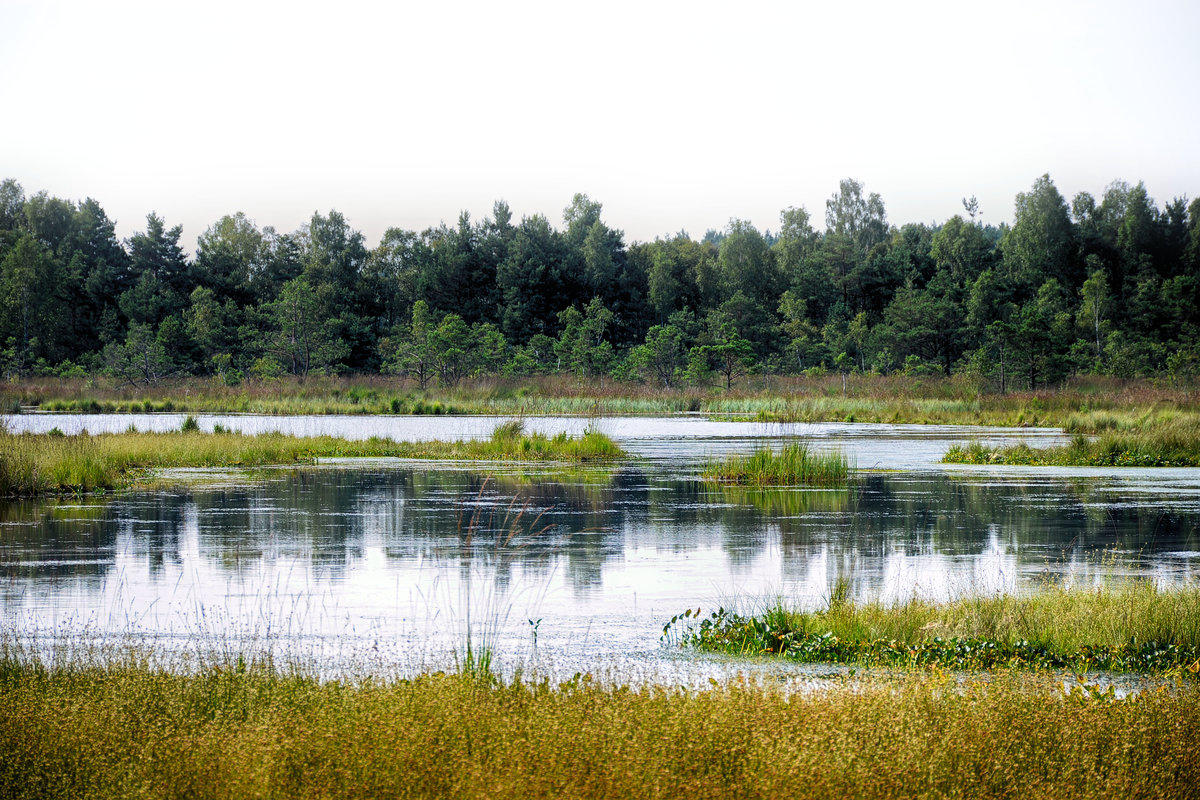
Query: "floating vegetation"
702 443 851 487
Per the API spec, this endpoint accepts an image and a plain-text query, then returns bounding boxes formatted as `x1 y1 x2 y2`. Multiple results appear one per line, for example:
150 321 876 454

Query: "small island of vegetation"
944 410 1200 466
669 582 1200 676
701 443 851 486
0 419 625 497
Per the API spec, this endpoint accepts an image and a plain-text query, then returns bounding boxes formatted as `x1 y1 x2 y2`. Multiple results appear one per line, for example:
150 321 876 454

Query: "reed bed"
7 374 1197 427
0 647 1196 800
0 424 626 496
675 582 1200 675
702 443 851 487
945 413 1200 467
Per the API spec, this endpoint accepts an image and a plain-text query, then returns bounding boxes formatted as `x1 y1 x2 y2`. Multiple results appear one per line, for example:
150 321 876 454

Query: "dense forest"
1 175 1197 391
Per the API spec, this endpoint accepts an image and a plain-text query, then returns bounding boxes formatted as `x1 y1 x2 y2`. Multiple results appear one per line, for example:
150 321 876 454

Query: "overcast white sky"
3 0 1198 251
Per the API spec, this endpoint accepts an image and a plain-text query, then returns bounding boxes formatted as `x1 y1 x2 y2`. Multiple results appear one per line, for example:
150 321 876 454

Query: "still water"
3 414 1199 679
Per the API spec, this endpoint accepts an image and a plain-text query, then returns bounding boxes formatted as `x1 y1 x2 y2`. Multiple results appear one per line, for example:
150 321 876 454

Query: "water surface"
3 414 1198 680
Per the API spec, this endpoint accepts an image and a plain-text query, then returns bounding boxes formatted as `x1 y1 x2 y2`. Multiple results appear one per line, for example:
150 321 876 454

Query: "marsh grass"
9 373 1198 426
1 642 1198 799
0 425 626 496
677 582 1200 675
448 474 567 683
945 413 1200 466
702 443 851 487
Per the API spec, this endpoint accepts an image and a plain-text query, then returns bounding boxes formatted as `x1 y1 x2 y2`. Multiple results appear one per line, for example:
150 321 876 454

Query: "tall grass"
0 647 1197 799
945 413 1200 466
0 425 626 496
702 443 851 487
676 582 1200 674
8 373 1198 426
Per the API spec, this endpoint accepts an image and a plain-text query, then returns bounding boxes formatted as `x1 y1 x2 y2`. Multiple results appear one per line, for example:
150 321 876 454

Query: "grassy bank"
6 374 1198 426
0 654 1197 800
701 443 851 487
944 413 1200 466
673 583 1200 675
0 422 625 496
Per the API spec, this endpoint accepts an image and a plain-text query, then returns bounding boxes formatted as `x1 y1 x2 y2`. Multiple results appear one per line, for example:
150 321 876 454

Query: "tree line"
1 174 1197 390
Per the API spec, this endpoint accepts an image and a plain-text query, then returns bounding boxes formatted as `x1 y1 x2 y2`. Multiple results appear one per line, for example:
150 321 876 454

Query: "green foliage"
555 297 616 378
628 324 686 387
945 413 1200 466
675 583 1200 674
0 424 626 496
1 174 1198 387
702 443 851 486
0 235 61 374
265 277 349 376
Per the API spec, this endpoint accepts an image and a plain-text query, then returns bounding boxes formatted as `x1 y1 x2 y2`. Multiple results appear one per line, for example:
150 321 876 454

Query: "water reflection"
4 467 1198 631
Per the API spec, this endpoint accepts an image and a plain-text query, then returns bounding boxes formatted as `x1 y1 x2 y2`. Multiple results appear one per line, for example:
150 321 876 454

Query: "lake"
3 413 1199 681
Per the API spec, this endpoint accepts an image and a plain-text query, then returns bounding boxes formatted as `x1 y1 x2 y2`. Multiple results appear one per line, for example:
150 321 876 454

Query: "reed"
674 582 1200 674
702 443 851 487
7 373 1198 426
0 647 1197 799
945 413 1200 466
0 425 626 496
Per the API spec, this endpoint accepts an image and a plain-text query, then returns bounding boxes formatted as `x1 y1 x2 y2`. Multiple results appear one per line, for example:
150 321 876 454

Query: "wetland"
4 412 1200 798
3 413 1198 678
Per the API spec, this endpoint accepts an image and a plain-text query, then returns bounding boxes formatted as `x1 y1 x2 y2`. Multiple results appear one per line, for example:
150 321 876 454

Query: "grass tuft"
702 443 851 487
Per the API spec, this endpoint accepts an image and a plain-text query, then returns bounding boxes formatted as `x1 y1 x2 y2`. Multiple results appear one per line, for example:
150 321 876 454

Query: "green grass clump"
945 414 1200 467
0 650 1197 799
0 424 626 496
674 583 1200 675
702 443 850 486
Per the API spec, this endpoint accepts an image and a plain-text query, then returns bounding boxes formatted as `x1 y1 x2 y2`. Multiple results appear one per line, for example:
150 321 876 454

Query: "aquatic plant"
670 582 1200 676
8 373 1198 427
945 414 1200 467
449 477 565 684
0 425 627 497
702 443 851 487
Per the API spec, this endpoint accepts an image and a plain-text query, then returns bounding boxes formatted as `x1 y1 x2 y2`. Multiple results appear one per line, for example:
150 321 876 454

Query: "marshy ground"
3 375 1199 797
1 642 1197 799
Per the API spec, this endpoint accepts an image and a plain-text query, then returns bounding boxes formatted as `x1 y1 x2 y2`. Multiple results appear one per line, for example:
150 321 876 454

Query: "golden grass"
812 582 1200 651
0 654 1197 799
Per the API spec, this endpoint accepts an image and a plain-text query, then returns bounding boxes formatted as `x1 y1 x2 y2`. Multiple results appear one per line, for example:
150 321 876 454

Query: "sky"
2 0 1199 252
